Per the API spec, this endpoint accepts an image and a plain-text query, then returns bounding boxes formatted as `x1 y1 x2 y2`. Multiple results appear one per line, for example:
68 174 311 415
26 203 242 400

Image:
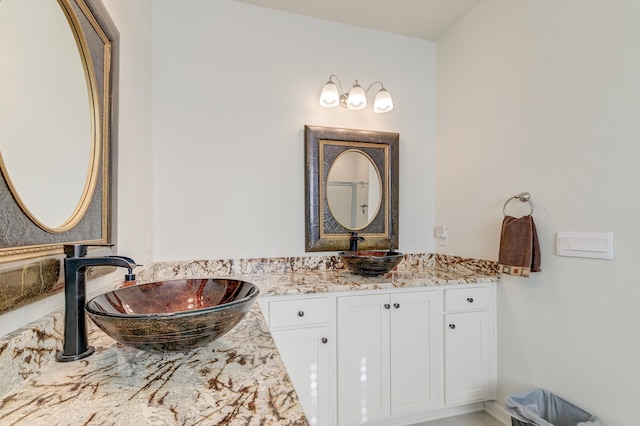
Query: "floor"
413 411 506 426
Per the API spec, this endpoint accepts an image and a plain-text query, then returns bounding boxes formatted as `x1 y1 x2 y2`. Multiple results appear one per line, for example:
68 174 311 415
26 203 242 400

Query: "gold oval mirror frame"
0 0 99 233
305 125 399 252
326 150 382 230
0 0 118 263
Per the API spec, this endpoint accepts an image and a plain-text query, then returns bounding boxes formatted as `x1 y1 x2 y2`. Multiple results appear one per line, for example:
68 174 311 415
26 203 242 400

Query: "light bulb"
346 82 366 110
373 89 393 113
319 81 339 107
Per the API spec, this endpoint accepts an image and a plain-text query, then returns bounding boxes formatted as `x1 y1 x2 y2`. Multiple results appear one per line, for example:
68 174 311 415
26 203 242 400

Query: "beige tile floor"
413 410 506 426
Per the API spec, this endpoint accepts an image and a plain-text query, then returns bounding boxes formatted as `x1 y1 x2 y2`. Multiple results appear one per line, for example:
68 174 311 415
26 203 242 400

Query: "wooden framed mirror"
0 0 118 263
305 125 399 252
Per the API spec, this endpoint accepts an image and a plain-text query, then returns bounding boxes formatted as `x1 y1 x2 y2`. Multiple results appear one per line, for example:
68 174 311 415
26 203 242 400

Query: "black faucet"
349 232 365 251
55 244 137 362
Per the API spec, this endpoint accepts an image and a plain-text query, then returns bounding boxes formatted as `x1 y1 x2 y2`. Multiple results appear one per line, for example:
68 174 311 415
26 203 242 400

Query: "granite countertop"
142 253 499 297
0 304 307 426
251 258 498 296
0 254 498 426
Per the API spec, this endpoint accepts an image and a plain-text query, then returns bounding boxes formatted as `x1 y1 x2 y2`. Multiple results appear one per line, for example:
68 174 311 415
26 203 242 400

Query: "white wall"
102 0 154 266
151 0 436 261
436 1 640 424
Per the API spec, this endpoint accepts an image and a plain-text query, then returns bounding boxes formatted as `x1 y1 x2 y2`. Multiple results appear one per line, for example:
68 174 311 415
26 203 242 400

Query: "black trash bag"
505 388 604 426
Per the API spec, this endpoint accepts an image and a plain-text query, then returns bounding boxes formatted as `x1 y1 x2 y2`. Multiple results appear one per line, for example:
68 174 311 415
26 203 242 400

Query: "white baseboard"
484 400 512 425
365 402 486 426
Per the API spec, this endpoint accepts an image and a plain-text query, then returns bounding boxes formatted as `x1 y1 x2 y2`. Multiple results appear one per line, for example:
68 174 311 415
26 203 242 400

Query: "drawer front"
269 297 329 329
444 287 490 312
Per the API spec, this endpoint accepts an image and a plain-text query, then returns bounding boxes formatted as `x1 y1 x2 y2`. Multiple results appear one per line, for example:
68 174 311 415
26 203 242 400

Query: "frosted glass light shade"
319 81 340 107
373 89 393 113
346 84 367 110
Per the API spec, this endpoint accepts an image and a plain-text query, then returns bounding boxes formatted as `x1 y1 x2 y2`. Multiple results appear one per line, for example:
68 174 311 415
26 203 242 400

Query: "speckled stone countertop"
0 254 498 426
138 253 498 296
0 305 306 426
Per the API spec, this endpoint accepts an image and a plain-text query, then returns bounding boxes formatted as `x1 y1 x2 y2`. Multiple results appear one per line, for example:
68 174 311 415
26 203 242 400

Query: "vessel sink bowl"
339 250 404 277
85 278 259 353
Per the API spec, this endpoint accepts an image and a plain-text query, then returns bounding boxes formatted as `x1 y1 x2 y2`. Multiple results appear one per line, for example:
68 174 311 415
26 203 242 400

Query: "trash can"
505 388 604 426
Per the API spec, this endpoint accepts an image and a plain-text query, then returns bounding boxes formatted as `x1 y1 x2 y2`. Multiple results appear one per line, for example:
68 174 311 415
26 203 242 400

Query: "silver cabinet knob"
449 324 456 329
384 304 391 309
298 311 304 317
321 337 328 344
467 297 474 303
393 303 400 309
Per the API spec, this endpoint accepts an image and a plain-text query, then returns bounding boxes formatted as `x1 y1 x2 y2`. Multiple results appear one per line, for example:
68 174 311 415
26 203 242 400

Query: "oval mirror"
0 0 95 232
326 150 382 230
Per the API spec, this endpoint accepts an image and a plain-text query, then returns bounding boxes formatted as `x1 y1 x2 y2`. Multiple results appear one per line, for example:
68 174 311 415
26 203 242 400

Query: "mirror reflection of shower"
326 150 382 230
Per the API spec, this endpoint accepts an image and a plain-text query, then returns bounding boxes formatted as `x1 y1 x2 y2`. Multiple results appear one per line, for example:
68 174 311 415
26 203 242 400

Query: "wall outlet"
434 225 448 246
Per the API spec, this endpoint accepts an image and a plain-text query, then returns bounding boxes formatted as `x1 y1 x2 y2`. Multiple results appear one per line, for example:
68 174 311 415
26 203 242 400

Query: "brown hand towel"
498 215 541 277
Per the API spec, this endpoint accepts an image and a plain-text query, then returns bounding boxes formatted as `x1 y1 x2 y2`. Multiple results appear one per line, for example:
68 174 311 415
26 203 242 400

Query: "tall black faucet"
55 244 137 362
349 232 365 251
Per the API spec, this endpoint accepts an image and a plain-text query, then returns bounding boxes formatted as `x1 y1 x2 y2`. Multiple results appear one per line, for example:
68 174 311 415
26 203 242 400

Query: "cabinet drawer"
444 287 490 312
268 297 329 329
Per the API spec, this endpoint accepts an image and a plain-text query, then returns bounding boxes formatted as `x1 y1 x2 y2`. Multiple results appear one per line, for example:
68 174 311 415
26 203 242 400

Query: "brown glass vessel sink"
339 250 404 277
85 278 259 353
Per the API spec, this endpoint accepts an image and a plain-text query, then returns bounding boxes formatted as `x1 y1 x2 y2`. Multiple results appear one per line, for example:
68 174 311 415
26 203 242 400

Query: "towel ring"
503 192 533 216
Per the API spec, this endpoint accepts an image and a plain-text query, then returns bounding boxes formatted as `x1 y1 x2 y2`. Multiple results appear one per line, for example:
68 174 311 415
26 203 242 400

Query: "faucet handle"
63 244 115 258
349 232 365 242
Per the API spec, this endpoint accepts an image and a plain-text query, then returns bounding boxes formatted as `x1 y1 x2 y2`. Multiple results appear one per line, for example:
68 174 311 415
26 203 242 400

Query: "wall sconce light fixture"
319 74 393 113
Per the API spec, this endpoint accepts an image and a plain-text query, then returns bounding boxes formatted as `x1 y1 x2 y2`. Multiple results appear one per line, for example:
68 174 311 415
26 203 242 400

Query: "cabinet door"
390 291 440 416
444 311 490 405
271 326 331 426
337 293 391 425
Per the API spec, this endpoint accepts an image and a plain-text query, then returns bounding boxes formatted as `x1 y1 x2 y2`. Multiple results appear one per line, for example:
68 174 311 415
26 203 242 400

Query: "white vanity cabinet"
336 290 440 425
259 296 335 426
443 286 496 406
260 282 497 426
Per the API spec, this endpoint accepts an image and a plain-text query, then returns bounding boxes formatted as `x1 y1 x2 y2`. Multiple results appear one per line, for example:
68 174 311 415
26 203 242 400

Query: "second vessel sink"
85 278 259 353
339 250 404 277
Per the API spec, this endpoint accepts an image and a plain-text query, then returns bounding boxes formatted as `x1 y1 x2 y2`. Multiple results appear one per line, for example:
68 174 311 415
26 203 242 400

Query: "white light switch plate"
434 225 448 246
556 231 613 259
